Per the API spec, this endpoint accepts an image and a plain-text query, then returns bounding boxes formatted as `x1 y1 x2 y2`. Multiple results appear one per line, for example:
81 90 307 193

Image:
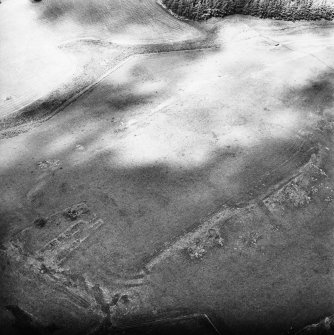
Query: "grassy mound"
160 0 334 21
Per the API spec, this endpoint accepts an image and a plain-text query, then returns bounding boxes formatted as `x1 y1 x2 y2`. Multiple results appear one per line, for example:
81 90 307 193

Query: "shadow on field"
1 118 333 335
37 0 149 26
283 72 334 115
33 0 200 40
1 48 334 335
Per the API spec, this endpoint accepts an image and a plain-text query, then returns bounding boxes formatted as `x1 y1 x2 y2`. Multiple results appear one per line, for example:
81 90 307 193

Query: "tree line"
161 0 334 21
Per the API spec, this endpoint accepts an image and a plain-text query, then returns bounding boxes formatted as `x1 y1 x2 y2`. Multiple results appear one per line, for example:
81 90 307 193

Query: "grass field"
0 0 202 118
37 0 202 44
1 2 334 335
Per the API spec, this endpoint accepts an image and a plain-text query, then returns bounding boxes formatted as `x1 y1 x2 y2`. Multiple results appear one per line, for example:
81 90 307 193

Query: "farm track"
0 0 205 122
0 27 215 137
2 1 333 134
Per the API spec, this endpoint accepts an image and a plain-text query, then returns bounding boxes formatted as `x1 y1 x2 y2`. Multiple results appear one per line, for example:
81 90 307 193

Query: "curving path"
0 0 203 119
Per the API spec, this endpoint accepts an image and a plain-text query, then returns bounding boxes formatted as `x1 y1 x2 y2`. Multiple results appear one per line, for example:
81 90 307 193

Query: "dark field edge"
2 304 334 335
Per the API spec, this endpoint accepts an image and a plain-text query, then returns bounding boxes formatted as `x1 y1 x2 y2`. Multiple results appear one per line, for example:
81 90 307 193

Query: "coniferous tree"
251 0 261 16
160 0 334 21
170 0 179 12
194 0 204 19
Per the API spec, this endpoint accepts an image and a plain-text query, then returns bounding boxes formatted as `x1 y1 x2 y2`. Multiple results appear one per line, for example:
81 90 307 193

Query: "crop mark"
255 199 282 231
39 218 105 267
143 205 236 272
53 281 91 309
141 144 330 270
8 203 106 270
4 203 146 311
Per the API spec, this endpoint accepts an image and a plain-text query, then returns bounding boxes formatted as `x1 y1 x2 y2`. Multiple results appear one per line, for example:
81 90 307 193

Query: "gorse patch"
160 0 334 21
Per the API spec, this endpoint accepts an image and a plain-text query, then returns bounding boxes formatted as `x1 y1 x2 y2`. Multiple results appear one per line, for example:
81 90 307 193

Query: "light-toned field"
1 3 334 335
0 0 202 118
37 0 202 44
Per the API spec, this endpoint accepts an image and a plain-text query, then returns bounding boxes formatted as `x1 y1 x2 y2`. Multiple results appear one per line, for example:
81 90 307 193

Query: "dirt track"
0 0 204 119
1 2 334 335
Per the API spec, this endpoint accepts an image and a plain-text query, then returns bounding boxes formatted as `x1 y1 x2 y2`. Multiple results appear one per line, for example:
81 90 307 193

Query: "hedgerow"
160 0 334 21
